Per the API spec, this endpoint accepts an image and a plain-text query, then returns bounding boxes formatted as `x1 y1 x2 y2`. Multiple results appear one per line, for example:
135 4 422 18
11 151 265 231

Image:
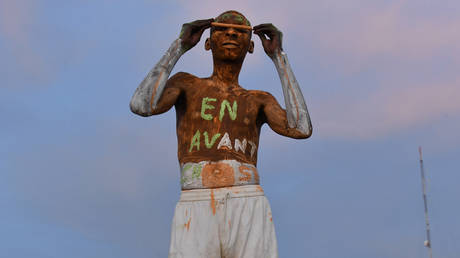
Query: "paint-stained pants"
168 185 278 258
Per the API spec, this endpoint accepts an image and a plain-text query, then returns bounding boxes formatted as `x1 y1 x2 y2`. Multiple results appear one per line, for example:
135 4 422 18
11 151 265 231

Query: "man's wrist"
157 38 186 71
270 48 286 67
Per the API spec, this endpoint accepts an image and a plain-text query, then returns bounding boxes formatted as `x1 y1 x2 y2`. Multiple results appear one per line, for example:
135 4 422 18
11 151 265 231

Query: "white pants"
168 185 278 258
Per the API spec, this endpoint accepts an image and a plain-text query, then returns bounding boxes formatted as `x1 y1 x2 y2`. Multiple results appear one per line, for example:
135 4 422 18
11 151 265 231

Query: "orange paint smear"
210 189 216 215
202 163 235 188
186 217 191 231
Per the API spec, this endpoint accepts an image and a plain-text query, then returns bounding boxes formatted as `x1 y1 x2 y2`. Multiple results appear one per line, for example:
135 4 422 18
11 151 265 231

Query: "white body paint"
271 49 312 136
234 138 247 153
217 132 232 150
130 38 185 116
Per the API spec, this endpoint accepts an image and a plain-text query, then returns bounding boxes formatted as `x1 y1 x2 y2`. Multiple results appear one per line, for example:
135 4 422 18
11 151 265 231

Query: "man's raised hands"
253 23 283 57
180 19 214 51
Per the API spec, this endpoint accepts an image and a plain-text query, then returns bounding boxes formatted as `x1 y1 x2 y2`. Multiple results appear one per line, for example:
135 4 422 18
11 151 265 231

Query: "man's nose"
225 28 238 38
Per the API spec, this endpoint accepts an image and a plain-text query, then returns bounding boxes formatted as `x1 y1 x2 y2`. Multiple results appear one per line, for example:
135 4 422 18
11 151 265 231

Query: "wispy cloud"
306 1 460 138
316 78 460 139
0 0 53 88
306 1 460 68
178 0 460 140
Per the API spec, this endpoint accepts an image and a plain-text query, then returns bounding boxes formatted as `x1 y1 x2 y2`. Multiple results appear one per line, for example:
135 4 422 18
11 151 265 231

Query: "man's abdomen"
180 159 259 190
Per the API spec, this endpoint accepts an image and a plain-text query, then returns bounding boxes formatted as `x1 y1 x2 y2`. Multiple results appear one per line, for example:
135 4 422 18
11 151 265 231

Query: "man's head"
205 10 254 62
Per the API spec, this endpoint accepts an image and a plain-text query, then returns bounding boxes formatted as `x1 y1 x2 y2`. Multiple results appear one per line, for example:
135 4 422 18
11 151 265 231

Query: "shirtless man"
130 10 312 258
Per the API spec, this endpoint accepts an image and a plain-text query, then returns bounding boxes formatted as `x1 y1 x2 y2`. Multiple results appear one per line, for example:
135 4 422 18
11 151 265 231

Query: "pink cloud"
312 2 460 60
316 78 460 139
154 0 460 140
0 0 52 88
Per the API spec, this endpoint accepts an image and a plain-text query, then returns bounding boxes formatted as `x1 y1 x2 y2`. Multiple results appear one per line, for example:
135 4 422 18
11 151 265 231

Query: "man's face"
207 13 253 62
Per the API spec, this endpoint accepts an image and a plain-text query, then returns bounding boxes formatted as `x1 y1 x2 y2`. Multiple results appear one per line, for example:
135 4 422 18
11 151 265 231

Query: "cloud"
177 0 460 140
306 1 460 68
0 0 53 88
315 77 460 139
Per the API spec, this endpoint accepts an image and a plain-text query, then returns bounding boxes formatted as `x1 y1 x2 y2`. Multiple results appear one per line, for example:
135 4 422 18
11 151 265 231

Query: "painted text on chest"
189 97 257 158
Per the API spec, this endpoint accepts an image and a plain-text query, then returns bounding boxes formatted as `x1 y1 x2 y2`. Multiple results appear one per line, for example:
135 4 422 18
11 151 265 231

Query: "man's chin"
222 56 241 62
215 52 246 62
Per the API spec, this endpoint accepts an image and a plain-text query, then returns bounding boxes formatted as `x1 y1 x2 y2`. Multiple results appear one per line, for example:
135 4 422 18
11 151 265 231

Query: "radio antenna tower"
419 146 433 258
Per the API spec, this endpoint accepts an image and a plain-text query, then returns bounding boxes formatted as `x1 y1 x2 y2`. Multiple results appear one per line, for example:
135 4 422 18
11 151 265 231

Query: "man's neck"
210 58 243 86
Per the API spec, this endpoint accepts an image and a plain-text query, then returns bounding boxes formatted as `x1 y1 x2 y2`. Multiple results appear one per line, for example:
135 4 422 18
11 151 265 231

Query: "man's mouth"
222 41 239 48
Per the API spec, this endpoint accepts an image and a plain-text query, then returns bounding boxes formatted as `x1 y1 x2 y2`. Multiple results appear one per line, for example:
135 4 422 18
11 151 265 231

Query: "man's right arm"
130 19 213 117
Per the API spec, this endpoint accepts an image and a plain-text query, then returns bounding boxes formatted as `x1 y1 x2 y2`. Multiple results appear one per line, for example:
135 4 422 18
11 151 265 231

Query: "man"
130 10 312 258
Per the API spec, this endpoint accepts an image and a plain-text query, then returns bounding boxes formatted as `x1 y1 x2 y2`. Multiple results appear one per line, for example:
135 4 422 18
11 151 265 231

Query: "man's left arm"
254 24 312 138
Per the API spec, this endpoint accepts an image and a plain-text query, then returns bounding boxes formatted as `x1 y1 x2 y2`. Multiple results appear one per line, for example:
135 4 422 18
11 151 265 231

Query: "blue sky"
1 0 459 257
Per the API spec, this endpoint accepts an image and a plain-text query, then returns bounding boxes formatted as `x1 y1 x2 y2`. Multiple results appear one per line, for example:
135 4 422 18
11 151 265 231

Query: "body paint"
219 100 237 121
234 138 247 153
271 49 312 136
189 130 201 152
203 131 221 149
201 97 216 120
217 132 232 150
130 38 185 115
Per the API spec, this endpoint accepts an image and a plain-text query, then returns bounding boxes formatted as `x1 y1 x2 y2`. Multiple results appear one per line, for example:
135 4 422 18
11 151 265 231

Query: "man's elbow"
296 124 312 139
298 130 312 139
130 99 151 117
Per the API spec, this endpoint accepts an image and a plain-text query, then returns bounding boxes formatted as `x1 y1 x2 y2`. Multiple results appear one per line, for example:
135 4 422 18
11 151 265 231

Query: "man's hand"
253 23 283 57
180 19 214 52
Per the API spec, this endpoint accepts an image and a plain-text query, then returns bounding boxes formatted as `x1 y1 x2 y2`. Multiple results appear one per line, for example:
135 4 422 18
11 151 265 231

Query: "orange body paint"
211 22 252 30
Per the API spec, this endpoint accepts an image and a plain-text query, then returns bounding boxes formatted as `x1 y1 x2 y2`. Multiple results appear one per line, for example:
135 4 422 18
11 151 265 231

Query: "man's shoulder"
246 89 276 100
169 72 199 82
168 72 207 88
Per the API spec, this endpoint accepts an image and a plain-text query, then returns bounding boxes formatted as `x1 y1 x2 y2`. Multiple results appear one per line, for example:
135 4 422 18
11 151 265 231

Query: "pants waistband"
179 185 264 202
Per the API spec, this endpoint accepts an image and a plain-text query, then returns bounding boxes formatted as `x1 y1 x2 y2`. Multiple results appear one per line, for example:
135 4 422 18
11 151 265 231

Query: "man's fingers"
254 31 265 40
254 30 277 41
254 31 270 47
197 19 214 28
187 19 213 36
254 28 276 36
191 18 214 28
253 24 279 35
253 23 275 30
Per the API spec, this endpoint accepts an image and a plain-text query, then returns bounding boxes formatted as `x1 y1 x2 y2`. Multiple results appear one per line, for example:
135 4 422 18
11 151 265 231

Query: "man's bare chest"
175 85 262 163
178 86 261 130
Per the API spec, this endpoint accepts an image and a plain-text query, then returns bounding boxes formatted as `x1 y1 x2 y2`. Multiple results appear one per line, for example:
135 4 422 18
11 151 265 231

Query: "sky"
1 0 459 257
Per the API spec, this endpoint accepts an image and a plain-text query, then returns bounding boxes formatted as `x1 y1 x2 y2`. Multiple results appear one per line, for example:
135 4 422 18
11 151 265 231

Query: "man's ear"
205 38 211 51
248 40 254 54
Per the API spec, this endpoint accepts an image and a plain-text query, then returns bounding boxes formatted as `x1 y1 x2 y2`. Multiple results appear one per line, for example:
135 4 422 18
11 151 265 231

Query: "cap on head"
215 10 251 26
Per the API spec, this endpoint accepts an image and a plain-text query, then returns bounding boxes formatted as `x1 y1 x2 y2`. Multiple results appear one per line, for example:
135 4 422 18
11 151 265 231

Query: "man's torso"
172 73 269 189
